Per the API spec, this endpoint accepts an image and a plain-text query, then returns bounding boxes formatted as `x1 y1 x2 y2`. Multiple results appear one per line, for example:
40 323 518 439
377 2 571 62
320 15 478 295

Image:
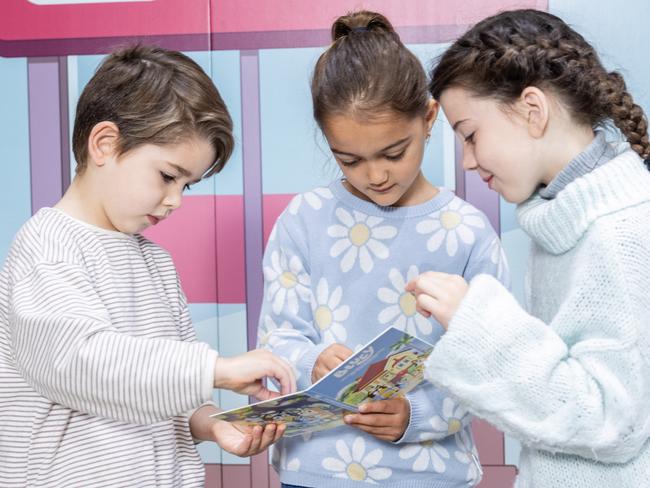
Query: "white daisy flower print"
312 278 349 345
454 428 483 483
489 236 510 280
264 251 311 315
378 266 433 335
258 315 297 348
327 208 397 273
416 199 485 257
271 445 301 472
322 437 392 483
398 434 450 473
288 187 333 215
429 397 470 437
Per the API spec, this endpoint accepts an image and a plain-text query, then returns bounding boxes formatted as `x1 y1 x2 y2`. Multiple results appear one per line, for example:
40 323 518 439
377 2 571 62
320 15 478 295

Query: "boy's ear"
519 86 549 138
87 121 120 167
425 99 440 133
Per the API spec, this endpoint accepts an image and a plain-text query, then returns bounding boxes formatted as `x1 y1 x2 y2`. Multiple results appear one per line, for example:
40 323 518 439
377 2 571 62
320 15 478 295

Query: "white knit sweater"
424 147 650 487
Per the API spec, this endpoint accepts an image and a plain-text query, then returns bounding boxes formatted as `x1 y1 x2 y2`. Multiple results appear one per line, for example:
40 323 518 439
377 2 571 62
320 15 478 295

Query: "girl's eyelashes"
183 183 193 192
339 159 360 167
385 150 406 161
464 132 475 144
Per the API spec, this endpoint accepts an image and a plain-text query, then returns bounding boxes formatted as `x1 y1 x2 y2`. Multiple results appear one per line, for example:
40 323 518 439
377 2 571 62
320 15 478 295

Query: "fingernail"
344 415 353 423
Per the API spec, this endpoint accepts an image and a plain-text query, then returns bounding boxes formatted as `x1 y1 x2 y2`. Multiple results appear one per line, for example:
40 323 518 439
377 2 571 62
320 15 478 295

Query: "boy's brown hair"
72 45 234 176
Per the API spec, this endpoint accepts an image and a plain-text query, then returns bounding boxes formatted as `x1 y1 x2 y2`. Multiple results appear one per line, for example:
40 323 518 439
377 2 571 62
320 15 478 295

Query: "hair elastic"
352 27 369 33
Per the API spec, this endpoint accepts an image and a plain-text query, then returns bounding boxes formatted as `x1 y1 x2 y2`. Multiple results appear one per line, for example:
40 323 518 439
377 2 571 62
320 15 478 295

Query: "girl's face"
439 87 546 203
322 103 438 207
99 137 215 234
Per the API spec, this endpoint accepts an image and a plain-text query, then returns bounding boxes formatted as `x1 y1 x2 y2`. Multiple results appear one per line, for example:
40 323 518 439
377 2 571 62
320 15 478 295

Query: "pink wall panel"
1 0 210 41
213 0 547 32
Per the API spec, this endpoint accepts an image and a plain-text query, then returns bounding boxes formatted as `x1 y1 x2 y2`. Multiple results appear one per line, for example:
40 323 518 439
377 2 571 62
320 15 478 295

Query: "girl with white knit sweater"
406 9 650 488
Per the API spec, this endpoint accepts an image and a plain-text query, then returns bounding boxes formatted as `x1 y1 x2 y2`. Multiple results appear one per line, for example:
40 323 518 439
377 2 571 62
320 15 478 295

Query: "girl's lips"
484 175 494 188
371 184 395 194
147 215 160 225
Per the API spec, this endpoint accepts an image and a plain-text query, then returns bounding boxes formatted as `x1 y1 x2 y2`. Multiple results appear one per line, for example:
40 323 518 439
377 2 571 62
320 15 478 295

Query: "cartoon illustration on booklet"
211 327 434 437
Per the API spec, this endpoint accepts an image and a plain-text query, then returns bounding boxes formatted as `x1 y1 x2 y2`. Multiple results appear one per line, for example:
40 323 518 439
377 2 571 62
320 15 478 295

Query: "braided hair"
430 9 650 164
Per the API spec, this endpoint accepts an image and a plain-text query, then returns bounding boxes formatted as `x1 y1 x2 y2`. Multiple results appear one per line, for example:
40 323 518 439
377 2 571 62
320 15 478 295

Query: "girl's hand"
405 272 468 330
312 343 353 382
343 397 410 442
211 420 285 457
214 349 296 400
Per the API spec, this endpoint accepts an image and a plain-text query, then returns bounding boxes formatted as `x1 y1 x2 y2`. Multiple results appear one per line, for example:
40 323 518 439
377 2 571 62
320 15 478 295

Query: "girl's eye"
385 150 406 162
183 183 193 192
161 172 176 183
340 159 359 167
464 132 475 144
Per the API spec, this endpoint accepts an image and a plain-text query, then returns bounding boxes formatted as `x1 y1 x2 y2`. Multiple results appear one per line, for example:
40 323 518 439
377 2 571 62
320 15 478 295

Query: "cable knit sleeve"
424 224 650 463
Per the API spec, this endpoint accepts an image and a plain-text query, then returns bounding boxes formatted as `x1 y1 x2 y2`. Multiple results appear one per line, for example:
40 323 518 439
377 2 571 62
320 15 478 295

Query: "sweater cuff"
392 393 421 444
201 347 218 403
296 342 330 387
424 273 535 401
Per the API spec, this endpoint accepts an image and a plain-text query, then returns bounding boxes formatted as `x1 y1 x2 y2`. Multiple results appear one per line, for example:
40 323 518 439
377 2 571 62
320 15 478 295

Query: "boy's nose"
163 188 182 210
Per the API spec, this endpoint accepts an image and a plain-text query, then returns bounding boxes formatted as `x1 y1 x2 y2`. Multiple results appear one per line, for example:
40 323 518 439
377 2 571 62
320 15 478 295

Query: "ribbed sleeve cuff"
296 342 331 388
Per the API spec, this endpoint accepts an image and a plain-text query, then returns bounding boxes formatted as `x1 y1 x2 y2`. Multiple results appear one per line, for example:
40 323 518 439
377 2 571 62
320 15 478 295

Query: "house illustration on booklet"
338 348 426 405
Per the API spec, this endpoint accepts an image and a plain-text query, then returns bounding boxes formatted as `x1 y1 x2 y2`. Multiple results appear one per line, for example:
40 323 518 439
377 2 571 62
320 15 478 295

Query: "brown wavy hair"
430 9 650 162
311 10 429 127
72 45 234 176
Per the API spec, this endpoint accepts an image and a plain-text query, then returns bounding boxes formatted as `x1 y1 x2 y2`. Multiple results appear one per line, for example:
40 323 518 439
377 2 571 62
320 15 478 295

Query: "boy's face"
99 137 215 234
321 102 437 208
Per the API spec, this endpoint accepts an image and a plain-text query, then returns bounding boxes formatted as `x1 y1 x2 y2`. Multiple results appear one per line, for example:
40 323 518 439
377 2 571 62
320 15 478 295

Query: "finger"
257 423 277 451
248 424 264 454
415 294 443 317
358 401 391 414
273 423 286 443
349 422 398 437
267 356 296 395
323 355 345 371
415 303 432 317
333 344 353 360
345 413 395 428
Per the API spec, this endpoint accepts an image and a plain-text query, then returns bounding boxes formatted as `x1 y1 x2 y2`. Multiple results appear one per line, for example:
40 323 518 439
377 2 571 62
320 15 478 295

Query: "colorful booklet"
211 327 434 437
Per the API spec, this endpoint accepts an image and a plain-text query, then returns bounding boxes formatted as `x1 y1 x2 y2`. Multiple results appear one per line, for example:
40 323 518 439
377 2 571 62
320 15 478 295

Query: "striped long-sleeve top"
0 208 216 487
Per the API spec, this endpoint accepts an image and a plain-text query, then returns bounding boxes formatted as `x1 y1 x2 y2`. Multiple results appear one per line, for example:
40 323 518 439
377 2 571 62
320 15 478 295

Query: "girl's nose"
367 163 389 186
461 147 478 171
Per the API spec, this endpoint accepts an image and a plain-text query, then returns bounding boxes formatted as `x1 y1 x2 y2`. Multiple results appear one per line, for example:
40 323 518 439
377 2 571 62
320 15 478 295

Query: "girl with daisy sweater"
257 11 509 488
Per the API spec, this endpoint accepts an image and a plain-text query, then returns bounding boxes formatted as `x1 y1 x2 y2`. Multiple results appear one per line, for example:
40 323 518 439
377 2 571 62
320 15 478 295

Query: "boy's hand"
211 420 285 457
312 343 353 382
405 272 468 330
214 349 296 400
343 397 410 442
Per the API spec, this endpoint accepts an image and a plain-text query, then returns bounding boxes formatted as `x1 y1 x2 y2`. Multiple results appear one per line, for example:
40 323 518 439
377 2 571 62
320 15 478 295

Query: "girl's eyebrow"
331 137 411 157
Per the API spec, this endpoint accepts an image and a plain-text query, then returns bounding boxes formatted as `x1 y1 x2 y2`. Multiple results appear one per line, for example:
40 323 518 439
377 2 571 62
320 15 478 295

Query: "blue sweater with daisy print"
259 179 509 488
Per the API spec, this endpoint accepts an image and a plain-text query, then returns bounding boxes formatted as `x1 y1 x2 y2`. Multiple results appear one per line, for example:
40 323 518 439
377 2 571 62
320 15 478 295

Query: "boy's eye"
464 132 475 144
183 183 193 192
385 150 406 162
161 172 176 183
